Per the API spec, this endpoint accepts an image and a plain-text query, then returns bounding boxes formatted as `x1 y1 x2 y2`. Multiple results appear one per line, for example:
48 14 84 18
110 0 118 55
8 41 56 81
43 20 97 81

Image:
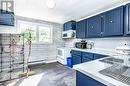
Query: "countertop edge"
73 65 114 86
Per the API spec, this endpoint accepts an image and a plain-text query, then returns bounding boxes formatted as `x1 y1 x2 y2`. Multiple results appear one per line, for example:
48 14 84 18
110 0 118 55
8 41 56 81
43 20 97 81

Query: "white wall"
0 25 17 33
0 16 64 64
65 37 130 50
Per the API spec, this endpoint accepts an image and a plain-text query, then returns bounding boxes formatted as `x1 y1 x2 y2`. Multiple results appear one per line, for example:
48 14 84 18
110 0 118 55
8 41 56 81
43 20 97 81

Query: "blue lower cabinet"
76 71 106 86
71 50 82 56
71 50 107 65
72 55 82 65
94 54 107 60
82 52 93 63
82 52 93 59
82 57 92 63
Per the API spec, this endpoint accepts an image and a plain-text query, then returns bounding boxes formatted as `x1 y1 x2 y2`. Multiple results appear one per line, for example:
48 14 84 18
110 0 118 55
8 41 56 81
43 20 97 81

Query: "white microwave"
62 30 75 38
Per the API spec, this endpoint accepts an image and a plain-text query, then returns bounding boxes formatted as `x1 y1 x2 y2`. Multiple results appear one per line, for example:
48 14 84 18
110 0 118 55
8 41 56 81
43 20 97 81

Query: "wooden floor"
2 62 76 86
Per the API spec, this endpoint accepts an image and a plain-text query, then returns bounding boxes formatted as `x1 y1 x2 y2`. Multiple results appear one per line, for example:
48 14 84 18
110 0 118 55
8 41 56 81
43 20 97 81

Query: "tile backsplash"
65 37 130 50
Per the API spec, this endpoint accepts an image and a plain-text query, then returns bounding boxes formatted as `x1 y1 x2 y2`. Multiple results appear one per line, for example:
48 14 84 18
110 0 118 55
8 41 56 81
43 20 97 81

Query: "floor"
2 62 76 86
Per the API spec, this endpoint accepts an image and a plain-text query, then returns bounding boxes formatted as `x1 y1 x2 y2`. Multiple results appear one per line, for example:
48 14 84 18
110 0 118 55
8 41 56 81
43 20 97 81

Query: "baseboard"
28 59 58 66
28 60 46 65
45 60 58 63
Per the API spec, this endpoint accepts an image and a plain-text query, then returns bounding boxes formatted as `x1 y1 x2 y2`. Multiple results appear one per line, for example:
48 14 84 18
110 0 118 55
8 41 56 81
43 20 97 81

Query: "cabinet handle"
101 16 104 18
110 20 113 23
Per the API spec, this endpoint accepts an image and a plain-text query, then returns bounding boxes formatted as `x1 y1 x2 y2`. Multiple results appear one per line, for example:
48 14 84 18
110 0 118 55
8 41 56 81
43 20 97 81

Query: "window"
38 26 52 43
18 22 37 43
17 20 53 44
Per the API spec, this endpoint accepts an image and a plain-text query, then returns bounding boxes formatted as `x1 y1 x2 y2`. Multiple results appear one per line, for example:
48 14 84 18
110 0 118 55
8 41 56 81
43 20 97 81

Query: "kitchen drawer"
94 54 107 60
71 50 82 56
82 52 93 59
82 57 92 63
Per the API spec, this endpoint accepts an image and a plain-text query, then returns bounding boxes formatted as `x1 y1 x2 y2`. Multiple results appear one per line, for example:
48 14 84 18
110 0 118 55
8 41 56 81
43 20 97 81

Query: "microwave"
62 30 75 38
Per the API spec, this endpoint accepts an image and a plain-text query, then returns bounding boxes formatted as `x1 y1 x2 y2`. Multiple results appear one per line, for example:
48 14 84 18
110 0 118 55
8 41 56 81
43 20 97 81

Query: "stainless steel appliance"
86 41 94 49
75 40 87 49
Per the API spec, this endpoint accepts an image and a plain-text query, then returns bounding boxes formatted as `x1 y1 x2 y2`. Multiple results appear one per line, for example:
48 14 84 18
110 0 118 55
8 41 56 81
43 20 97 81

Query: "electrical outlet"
123 41 128 45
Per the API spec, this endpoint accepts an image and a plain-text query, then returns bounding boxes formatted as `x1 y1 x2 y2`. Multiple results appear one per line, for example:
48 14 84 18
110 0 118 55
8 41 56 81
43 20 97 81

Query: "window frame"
17 20 53 44
38 25 53 44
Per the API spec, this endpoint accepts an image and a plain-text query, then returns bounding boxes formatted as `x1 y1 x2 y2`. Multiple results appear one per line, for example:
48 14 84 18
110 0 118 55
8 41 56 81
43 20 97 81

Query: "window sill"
31 42 53 45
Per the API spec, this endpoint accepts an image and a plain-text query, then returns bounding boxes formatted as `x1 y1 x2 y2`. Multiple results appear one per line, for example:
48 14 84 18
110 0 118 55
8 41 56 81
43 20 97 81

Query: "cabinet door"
87 15 102 38
76 71 106 86
71 50 82 56
82 57 92 63
82 52 93 59
72 55 82 65
63 21 76 31
125 3 130 35
0 14 14 26
66 22 72 30
94 54 107 60
82 52 93 63
63 23 67 31
103 6 123 36
76 19 87 38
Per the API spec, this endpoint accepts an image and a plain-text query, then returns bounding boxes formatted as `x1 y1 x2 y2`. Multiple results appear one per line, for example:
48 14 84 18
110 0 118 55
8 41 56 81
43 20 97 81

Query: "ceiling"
14 0 130 24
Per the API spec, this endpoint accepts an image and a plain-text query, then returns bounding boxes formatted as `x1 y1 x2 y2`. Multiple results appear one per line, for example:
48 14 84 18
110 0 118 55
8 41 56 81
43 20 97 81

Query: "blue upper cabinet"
75 6 124 38
63 21 76 31
76 19 87 38
87 15 102 38
0 13 14 26
103 6 124 37
124 3 130 35
0 10 14 26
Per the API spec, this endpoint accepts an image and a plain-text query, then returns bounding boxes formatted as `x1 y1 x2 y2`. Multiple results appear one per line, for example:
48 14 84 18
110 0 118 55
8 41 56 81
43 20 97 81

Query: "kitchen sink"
99 64 130 85
99 57 124 64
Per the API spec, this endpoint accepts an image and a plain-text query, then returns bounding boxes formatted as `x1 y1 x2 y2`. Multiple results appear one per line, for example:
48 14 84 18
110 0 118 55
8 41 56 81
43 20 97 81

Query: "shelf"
1 68 25 80
0 71 11 82
0 44 24 46
0 60 24 65
0 52 24 55
0 34 25 82
0 64 25 72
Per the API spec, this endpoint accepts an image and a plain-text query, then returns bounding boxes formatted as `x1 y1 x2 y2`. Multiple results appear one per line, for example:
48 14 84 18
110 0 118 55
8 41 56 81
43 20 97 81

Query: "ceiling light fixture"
46 0 56 9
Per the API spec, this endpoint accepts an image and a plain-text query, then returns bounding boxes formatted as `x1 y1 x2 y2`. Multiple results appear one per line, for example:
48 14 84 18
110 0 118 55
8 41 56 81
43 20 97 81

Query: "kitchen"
0 0 130 86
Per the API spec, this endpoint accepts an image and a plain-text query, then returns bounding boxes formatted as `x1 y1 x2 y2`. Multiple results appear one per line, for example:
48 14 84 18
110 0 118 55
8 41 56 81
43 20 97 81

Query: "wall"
65 37 130 50
0 26 17 33
0 16 64 64
26 23 64 63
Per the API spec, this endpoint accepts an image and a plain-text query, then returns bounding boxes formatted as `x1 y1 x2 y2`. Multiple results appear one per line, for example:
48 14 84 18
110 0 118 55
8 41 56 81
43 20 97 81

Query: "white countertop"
71 48 119 56
73 59 129 86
